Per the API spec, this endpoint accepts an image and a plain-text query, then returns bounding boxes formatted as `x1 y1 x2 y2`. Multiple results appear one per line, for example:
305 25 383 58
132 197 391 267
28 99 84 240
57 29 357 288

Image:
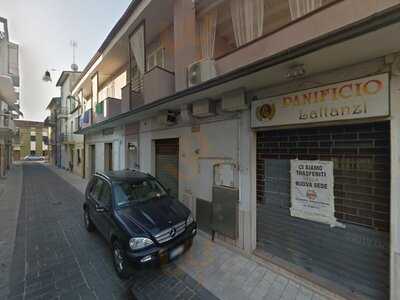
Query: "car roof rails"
95 171 110 180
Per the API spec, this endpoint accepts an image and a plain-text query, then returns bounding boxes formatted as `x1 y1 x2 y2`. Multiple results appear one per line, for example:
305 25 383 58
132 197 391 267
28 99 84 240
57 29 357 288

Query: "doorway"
155 138 179 198
104 143 113 171
127 141 138 170
90 145 96 176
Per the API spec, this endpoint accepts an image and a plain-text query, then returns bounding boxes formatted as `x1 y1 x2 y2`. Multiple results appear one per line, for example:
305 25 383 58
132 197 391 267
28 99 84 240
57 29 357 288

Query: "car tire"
112 241 130 279
83 208 95 232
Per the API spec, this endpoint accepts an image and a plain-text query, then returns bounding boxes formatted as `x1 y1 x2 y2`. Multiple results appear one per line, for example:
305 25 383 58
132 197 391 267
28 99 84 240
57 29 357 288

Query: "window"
147 47 165 71
30 135 36 142
100 184 112 208
90 178 103 201
114 179 167 207
30 151 36 156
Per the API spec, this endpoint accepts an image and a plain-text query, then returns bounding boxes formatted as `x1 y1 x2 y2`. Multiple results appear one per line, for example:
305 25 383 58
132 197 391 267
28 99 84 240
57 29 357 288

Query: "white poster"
290 160 343 227
251 73 389 128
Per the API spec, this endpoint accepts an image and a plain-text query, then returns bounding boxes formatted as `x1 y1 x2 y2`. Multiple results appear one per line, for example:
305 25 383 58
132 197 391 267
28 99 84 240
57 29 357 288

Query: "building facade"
45 97 61 166
13 120 48 159
0 17 20 176
55 71 83 176
71 1 400 299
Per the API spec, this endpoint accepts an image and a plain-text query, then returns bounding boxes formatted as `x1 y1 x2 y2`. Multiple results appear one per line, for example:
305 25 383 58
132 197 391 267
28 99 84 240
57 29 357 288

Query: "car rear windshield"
114 179 167 207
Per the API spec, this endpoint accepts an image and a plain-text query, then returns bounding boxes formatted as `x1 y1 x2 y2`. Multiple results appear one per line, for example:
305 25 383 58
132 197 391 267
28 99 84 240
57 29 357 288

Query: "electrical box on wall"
192 99 216 117
157 111 177 126
221 89 247 112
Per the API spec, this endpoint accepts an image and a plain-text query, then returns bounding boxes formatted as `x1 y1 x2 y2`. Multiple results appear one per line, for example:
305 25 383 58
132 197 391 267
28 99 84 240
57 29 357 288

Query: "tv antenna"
70 40 79 71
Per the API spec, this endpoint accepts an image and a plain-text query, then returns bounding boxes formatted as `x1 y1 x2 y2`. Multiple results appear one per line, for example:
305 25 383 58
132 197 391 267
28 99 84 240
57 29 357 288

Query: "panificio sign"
251 73 389 128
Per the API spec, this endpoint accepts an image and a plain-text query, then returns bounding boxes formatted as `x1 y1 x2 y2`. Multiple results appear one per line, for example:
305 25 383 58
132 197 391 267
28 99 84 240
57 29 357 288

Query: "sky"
0 0 131 121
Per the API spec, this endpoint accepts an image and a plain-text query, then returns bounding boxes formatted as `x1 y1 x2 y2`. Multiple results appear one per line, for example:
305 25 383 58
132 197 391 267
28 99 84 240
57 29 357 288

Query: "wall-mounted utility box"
212 185 239 240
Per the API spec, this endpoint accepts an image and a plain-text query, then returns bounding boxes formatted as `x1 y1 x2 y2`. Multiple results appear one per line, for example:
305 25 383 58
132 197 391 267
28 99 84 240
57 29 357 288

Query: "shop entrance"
155 139 179 198
256 122 390 299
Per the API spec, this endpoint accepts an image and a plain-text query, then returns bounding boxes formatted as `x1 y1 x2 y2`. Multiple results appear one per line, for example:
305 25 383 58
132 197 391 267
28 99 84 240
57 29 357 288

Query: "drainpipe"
82 134 86 179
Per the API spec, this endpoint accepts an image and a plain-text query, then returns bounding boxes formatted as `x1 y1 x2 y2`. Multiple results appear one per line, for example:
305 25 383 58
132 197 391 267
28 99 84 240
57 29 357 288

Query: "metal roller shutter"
256 122 390 300
155 139 179 198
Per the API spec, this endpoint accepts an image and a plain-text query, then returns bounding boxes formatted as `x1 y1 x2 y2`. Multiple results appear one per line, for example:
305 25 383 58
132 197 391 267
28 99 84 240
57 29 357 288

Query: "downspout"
82 133 86 179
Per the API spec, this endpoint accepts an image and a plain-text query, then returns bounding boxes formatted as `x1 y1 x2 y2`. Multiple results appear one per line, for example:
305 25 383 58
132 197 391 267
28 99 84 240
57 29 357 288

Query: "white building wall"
139 112 253 250
85 126 125 174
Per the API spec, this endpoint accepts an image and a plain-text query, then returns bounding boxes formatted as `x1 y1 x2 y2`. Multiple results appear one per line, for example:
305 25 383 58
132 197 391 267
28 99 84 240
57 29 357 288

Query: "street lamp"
42 70 52 82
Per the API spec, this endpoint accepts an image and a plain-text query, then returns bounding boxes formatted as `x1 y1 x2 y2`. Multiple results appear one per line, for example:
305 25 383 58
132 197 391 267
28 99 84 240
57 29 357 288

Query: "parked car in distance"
23 155 45 161
83 170 197 278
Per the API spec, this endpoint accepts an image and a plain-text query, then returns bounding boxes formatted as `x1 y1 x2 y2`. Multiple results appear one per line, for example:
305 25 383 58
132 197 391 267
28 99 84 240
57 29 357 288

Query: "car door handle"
95 203 106 213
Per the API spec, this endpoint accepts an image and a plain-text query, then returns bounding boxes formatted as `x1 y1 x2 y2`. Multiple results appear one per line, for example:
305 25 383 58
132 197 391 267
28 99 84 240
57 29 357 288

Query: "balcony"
0 115 15 135
121 85 144 113
44 115 56 127
57 106 68 119
61 133 82 144
94 98 122 124
143 66 175 105
193 0 395 80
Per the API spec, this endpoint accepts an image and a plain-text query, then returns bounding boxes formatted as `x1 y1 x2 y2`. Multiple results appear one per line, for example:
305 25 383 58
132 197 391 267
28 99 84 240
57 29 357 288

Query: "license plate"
169 245 184 260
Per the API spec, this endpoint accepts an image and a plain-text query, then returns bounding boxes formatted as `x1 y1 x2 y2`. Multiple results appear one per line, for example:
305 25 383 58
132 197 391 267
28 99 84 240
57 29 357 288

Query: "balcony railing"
143 66 175 105
57 106 69 118
0 115 15 132
94 98 122 124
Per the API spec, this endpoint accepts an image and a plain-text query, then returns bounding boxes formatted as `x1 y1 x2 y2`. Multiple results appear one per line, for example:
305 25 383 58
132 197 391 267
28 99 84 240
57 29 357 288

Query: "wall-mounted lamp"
286 64 306 79
42 70 52 82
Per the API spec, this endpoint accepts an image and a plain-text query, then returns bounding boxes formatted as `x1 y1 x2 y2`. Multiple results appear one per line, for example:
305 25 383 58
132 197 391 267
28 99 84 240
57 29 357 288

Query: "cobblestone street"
7 163 135 299
2 163 341 300
5 163 216 300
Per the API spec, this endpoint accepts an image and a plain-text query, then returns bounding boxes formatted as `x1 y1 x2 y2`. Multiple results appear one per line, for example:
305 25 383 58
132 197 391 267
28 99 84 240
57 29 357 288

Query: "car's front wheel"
83 208 95 232
112 241 130 279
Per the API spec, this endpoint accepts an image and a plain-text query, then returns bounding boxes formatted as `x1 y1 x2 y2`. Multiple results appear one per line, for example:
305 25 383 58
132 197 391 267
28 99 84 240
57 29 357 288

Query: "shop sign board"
290 160 343 227
251 74 389 128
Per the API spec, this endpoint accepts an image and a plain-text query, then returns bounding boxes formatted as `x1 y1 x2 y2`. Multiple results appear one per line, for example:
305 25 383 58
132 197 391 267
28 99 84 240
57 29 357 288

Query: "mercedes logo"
169 227 177 237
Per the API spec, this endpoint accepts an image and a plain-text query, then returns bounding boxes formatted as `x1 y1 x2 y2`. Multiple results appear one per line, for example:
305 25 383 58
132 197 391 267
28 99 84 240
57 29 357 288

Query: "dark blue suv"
83 170 197 278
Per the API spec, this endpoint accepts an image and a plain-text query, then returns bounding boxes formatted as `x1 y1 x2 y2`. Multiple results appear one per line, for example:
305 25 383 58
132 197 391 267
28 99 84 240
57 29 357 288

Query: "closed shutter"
155 139 179 198
256 122 390 300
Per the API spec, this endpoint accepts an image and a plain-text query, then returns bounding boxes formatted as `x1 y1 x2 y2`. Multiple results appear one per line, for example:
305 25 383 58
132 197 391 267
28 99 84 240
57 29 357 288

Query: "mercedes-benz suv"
83 170 197 278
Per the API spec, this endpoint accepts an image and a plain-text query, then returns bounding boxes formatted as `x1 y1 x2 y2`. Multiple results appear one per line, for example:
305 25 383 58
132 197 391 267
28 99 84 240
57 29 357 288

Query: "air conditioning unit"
192 99 215 118
157 111 177 126
188 59 217 87
222 89 248 112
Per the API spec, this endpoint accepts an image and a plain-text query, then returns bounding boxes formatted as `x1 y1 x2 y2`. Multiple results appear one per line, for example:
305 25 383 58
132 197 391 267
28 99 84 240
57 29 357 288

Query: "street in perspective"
1 0 400 299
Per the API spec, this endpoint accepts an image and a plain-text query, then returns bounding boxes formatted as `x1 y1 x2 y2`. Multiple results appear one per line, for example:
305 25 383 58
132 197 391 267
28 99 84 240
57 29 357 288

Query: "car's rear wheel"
84 208 95 232
112 241 130 279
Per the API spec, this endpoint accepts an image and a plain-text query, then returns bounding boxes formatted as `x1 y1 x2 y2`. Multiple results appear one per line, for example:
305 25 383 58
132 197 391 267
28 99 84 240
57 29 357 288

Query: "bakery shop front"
252 73 391 299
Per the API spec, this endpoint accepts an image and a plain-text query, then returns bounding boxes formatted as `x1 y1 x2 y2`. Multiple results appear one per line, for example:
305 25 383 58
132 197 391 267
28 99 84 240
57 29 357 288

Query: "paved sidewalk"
0 164 23 299
47 165 343 300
